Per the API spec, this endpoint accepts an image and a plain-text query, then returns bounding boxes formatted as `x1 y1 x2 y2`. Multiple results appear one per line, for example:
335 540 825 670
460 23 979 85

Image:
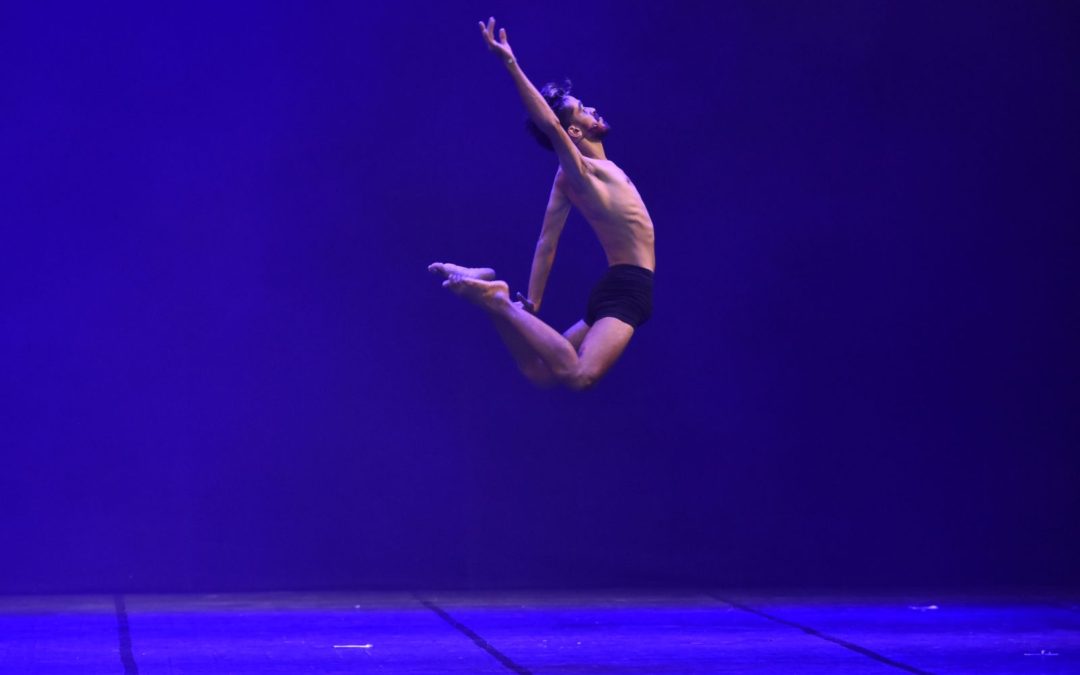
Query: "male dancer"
429 17 655 390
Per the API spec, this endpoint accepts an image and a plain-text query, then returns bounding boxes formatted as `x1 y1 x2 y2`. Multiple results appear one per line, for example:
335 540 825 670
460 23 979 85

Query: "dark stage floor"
1 590 1077 673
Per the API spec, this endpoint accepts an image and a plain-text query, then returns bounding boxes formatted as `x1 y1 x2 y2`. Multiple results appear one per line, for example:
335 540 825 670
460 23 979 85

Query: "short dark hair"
524 79 575 151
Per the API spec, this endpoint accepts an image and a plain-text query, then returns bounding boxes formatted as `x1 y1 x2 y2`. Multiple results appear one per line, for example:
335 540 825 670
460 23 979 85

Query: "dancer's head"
525 79 610 151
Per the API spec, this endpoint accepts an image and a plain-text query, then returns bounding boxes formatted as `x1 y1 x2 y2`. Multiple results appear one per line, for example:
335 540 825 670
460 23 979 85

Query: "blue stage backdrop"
2 2 1077 592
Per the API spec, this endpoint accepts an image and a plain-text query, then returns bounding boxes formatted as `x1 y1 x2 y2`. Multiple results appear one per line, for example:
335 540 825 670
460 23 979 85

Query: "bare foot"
443 275 510 311
428 262 496 281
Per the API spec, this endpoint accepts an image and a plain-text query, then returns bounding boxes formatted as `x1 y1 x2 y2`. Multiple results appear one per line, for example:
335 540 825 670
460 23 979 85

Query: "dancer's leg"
446 276 633 390
490 315 557 387
430 262 555 385
488 318 590 387
563 320 590 351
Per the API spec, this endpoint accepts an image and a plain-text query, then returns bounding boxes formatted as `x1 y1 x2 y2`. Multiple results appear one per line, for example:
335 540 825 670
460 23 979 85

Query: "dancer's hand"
479 17 515 64
515 292 537 314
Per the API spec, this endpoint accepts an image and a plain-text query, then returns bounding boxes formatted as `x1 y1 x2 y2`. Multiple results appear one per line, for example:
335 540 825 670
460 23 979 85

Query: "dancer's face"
563 96 610 143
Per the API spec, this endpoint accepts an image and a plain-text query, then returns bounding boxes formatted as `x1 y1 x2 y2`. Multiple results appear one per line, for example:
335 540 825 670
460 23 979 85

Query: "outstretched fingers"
478 17 494 42
479 17 508 48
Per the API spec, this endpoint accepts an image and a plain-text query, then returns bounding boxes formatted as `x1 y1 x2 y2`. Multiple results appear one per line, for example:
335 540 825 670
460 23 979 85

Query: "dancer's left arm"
523 177 571 313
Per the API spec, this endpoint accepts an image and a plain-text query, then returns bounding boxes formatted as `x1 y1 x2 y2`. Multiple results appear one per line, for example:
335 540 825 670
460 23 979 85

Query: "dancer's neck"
578 139 607 161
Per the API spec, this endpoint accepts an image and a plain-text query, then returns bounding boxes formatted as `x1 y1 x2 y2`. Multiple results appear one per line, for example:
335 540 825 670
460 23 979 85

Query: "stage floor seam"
417 595 533 674
711 594 933 674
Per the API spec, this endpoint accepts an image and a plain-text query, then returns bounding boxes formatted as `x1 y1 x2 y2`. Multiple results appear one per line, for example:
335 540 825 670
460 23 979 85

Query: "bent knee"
561 367 600 391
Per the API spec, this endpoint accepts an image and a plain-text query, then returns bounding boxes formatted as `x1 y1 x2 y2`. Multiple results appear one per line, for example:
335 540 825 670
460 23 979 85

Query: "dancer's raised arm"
479 17 588 183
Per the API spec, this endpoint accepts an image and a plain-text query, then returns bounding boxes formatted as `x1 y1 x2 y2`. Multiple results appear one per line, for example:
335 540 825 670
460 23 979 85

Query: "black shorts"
585 264 654 329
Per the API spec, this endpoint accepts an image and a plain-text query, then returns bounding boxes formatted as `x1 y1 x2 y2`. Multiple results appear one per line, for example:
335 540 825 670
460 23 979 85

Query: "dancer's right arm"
479 17 589 183
525 176 571 312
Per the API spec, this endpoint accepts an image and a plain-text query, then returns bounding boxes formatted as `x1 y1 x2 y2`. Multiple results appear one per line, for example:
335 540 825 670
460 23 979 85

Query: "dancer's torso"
556 157 655 272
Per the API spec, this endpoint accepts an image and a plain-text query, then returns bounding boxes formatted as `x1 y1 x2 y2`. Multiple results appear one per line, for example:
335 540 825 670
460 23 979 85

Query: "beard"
586 117 611 141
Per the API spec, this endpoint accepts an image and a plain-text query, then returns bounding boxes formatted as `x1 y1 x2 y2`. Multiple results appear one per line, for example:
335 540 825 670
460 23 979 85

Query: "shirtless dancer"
429 17 655 390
